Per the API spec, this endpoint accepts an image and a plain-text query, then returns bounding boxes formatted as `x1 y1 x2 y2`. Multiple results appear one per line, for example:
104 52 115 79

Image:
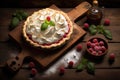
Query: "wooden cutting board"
7 2 91 72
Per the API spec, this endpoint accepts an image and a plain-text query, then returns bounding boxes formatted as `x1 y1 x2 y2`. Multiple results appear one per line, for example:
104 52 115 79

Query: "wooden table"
0 8 120 80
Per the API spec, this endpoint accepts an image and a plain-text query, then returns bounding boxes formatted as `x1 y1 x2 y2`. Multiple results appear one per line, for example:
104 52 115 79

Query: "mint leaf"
87 62 95 74
81 58 88 65
103 29 112 40
50 21 55 26
76 63 85 71
41 23 48 31
97 25 104 34
12 10 28 20
76 58 88 71
89 25 97 35
20 11 28 20
16 13 23 21
10 17 19 30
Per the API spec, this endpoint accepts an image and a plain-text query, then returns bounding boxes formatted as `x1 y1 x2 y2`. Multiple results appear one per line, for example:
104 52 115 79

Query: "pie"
23 8 73 49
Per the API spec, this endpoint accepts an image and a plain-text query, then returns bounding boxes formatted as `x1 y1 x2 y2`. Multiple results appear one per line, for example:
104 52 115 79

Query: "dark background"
0 0 120 8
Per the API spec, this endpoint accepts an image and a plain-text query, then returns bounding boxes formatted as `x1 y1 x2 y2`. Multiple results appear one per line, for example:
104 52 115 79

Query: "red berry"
87 41 91 47
92 51 97 55
109 53 115 60
104 19 110 25
98 51 103 55
101 46 106 52
76 44 82 51
93 38 98 43
68 61 74 67
88 48 93 52
59 67 65 74
95 42 99 46
99 41 104 46
29 62 35 68
94 46 100 51
31 68 37 75
91 43 96 48
83 23 89 29
98 46 102 51
46 16 50 21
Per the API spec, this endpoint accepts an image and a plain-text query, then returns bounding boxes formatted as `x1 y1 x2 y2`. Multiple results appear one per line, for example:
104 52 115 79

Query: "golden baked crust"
23 8 73 49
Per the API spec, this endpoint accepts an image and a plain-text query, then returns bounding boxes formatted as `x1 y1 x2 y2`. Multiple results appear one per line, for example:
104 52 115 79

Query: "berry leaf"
103 29 112 40
20 11 28 20
89 25 97 35
76 63 85 71
12 10 28 20
97 25 104 34
41 23 48 31
10 17 19 30
86 62 95 74
81 58 88 65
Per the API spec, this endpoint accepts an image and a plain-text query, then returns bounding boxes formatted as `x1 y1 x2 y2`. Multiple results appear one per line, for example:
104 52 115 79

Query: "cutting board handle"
67 1 91 21
6 51 28 72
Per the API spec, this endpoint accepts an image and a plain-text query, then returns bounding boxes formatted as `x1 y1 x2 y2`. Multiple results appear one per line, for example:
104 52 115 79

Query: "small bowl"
86 37 108 57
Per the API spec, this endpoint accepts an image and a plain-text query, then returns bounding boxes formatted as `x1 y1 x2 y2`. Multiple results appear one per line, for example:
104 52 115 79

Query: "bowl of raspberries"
86 37 108 57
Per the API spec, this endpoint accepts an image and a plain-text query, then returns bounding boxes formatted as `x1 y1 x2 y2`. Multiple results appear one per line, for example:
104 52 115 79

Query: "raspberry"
29 62 35 68
99 41 104 46
95 42 99 46
98 51 103 55
76 44 82 51
104 19 110 25
88 48 93 52
68 61 74 68
109 53 115 60
101 46 106 52
59 67 65 74
46 16 50 21
31 68 37 76
98 46 102 51
94 46 100 51
91 43 96 48
93 38 98 43
92 51 97 55
87 41 91 47
83 23 89 29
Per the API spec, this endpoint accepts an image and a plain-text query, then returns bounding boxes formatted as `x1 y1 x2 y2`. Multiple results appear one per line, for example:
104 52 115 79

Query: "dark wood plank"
1 69 119 80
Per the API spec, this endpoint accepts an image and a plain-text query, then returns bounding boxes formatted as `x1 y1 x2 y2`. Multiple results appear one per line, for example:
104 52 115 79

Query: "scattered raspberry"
83 23 89 29
46 16 50 21
59 67 65 74
29 62 35 68
109 53 115 60
76 44 82 51
104 19 110 25
68 61 74 68
31 68 37 76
